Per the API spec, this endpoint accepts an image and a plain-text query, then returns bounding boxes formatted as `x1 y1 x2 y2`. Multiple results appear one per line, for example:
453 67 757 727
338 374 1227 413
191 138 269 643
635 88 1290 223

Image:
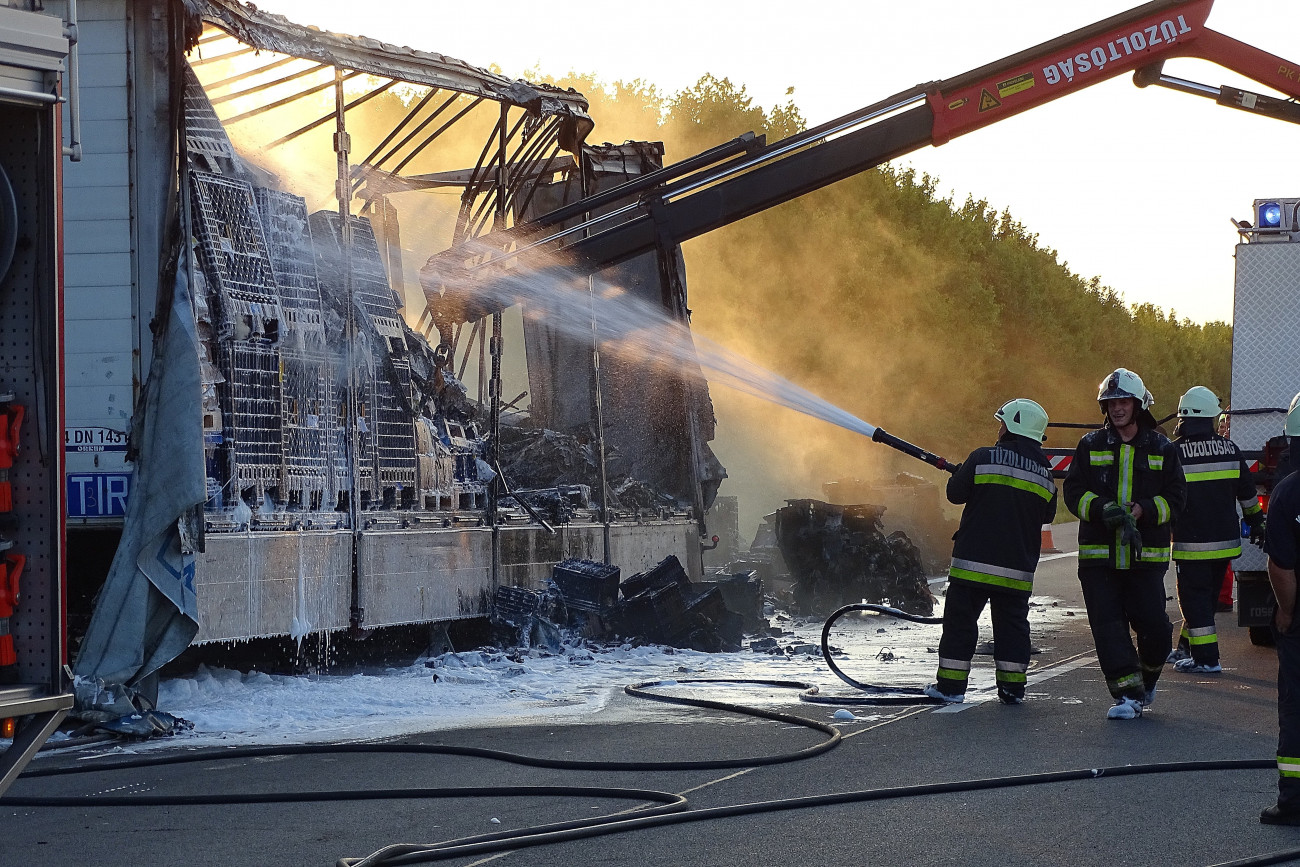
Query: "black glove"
1246 514 1266 548
1120 511 1143 555
1101 501 1127 529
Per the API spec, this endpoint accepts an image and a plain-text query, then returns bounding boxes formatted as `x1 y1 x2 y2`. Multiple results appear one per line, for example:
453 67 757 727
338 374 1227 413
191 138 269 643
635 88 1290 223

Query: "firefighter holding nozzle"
1064 368 1185 720
925 398 1057 706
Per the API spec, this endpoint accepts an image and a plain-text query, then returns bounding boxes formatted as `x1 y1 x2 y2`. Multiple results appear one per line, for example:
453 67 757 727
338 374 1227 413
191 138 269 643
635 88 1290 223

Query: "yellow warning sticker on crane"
996 72 1036 98
978 88 1001 112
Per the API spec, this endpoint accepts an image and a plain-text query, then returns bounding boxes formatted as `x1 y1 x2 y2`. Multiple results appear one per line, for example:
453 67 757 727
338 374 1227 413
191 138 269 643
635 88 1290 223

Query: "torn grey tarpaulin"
74 257 207 696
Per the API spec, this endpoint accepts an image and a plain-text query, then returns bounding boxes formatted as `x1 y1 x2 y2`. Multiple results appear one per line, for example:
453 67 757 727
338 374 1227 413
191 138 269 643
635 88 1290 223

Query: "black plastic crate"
620 554 690 599
491 584 542 629
552 559 620 612
616 581 689 642
684 585 727 623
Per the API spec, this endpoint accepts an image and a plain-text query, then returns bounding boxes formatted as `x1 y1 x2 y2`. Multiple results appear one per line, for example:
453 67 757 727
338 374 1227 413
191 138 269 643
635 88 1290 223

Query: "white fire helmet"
1097 368 1154 410
995 398 1050 443
1287 391 1300 437
1177 386 1221 418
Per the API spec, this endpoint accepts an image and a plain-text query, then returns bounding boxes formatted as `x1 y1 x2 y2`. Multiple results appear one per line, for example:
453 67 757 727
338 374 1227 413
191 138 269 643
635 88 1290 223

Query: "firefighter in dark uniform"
1064 368 1185 720
1168 386 1265 674
926 398 1057 705
1263 392 1300 825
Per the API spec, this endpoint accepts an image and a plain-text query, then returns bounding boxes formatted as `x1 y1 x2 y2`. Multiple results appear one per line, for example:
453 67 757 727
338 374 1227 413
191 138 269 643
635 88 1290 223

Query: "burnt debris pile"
497 427 681 517
774 499 935 617
491 556 762 652
822 474 959 574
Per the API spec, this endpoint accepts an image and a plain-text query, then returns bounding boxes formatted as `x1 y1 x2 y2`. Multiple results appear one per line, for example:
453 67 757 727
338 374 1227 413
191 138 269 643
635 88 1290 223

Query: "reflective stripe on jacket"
947 433 1058 594
1171 430 1261 561
1064 424 1185 570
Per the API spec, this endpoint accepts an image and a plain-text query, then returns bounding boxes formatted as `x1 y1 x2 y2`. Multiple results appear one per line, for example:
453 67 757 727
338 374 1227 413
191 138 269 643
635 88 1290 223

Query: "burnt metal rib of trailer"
188 0 593 150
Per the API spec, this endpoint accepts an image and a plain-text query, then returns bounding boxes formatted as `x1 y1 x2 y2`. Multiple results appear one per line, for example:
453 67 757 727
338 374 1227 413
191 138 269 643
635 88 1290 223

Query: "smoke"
427 240 879 438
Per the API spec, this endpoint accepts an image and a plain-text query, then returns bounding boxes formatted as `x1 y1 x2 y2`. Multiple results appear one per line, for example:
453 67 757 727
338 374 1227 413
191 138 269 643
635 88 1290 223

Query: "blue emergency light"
1259 201 1283 229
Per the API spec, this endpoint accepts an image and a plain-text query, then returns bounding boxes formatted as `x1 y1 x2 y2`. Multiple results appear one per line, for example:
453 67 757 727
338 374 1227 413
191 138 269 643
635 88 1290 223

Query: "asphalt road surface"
3 522 1296 867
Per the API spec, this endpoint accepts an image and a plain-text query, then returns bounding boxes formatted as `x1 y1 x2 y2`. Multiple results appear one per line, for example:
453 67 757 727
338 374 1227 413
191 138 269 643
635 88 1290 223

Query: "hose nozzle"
871 428 957 474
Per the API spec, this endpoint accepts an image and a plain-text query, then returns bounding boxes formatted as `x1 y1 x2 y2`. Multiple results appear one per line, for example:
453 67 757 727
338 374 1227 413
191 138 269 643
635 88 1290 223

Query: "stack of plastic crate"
254 188 338 512
190 171 286 507
309 210 417 508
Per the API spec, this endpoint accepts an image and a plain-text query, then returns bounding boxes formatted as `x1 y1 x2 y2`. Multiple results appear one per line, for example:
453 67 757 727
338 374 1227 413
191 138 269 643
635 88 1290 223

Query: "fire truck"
1224 200 1300 645
0 1 73 795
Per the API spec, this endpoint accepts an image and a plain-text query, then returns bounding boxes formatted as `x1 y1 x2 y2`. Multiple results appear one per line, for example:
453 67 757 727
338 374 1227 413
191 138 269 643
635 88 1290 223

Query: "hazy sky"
252 1 1300 324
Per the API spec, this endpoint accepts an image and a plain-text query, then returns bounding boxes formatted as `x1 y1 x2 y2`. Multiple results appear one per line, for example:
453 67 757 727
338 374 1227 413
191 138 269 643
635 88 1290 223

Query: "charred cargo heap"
72 0 724 666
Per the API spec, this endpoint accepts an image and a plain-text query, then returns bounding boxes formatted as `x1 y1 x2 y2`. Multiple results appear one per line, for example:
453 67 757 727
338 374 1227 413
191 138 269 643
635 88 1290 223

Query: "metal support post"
580 150 612 563
334 67 363 630
488 104 507 586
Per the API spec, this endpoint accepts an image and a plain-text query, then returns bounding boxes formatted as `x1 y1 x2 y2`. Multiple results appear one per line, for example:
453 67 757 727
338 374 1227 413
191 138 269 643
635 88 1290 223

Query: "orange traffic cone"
1041 523 1062 554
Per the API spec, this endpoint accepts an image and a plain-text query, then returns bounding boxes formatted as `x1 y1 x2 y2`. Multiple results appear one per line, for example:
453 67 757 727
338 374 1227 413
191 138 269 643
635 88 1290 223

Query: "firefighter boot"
1175 657 1222 674
924 684 964 703
1167 635 1191 664
1106 696 1143 720
1261 805 1300 826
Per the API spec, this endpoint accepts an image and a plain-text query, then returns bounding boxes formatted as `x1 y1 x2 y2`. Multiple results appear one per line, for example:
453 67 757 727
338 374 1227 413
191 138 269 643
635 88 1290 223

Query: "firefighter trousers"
934 580 1031 699
1275 620 1300 811
1174 558 1228 665
1079 565 1172 700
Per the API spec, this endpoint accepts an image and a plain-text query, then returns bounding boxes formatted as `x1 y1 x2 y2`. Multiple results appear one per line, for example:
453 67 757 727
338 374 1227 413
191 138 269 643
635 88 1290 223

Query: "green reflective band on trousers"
950 560 1034 593
1187 629 1218 646
1079 545 1109 559
1173 540 1242 560
995 670 1028 684
1078 491 1099 520
1109 672 1143 694
937 668 969 681
1279 757 1300 778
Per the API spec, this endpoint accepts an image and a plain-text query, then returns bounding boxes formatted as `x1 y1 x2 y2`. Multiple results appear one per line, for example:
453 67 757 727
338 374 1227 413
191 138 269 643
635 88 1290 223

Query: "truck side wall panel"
54 0 136 514
1231 240 1300 572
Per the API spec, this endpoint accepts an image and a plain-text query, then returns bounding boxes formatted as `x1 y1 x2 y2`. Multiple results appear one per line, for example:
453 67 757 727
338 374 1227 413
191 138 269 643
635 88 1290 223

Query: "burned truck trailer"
59 0 723 671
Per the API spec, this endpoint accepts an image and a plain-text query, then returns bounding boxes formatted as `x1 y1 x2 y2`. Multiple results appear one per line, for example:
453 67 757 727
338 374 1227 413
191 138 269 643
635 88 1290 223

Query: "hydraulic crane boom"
425 0 1300 291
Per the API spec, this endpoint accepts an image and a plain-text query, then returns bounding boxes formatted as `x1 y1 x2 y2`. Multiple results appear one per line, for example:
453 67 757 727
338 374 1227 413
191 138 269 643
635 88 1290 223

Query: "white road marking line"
935 652 1098 713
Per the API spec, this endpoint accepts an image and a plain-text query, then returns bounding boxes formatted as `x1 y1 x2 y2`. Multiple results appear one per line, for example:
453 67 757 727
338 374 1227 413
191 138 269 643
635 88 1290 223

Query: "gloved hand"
1101 501 1127 529
1120 511 1143 556
1246 514 1266 548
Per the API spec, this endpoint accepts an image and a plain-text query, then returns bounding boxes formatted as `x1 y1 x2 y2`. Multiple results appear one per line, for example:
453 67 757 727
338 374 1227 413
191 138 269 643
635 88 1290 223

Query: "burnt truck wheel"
1250 626 1277 648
